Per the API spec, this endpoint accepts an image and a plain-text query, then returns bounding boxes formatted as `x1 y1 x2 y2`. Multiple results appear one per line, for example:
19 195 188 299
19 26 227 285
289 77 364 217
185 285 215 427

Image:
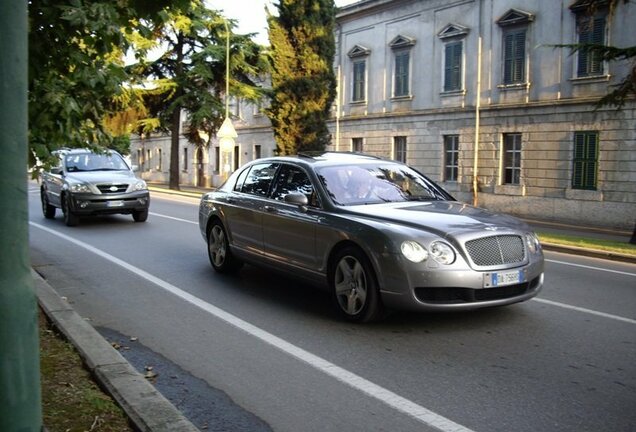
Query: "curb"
33 269 200 432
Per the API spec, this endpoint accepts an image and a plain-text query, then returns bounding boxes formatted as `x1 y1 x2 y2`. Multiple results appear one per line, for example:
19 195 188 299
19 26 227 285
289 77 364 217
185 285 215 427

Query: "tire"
62 195 79 227
330 246 383 323
41 190 56 219
133 209 149 222
207 220 243 273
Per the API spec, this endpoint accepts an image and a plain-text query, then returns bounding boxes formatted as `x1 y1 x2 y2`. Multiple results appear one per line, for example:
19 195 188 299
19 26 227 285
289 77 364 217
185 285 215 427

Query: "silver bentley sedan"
198 152 544 322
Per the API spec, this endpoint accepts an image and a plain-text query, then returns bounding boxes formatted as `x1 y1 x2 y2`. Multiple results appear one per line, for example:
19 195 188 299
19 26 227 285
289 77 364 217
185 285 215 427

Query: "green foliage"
27 0 180 169
266 0 337 155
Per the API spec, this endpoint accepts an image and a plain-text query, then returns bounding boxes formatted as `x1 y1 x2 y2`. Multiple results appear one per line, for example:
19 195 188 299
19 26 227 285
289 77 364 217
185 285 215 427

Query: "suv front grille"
465 235 525 266
97 184 129 194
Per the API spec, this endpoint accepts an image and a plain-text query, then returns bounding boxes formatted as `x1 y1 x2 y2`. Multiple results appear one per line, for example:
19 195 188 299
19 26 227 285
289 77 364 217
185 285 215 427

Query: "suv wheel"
133 209 148 222
41 190 56 219
62 195 79 227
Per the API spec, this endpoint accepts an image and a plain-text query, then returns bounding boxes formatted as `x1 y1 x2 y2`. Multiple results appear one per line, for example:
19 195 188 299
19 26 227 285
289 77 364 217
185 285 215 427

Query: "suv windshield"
317 164 451 206
65 153 129 172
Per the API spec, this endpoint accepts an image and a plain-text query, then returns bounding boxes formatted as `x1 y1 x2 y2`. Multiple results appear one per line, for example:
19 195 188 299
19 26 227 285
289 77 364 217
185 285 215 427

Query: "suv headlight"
133 180 147 191
401 241 428 263
429 241 456 265
525 232 542 254
70 183 91 193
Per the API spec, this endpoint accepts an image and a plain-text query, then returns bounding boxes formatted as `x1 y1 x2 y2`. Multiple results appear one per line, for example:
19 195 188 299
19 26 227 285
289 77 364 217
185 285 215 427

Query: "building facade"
131 0 636 230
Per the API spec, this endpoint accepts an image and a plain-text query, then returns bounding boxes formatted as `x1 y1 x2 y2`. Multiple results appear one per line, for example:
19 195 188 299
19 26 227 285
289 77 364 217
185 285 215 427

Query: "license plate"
483 270 524 287
106 200 124 207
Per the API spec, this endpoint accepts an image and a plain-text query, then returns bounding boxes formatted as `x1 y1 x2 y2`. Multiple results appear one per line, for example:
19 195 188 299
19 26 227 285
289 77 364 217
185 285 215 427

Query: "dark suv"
40 148 150 226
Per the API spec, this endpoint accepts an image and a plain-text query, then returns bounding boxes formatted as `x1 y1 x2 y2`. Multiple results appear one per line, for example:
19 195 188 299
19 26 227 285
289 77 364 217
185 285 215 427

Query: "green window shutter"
572 132 598 190
444 42 461 91
504 30 525 84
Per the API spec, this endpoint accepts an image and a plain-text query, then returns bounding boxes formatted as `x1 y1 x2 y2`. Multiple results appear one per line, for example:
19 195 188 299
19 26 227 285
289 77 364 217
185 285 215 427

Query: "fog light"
79 201 88 208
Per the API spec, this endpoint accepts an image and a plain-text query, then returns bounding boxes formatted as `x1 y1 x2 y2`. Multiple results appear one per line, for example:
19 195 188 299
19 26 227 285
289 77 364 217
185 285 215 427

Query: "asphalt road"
28 184 636 432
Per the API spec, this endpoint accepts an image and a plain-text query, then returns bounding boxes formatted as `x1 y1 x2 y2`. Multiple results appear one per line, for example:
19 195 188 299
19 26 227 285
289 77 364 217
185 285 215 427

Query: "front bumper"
378 257 545 312
67 190 150 215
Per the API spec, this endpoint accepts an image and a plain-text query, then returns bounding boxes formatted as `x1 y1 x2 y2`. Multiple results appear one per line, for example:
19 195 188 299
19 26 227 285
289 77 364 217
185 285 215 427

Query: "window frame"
443 135 459 182
443 41 463 92
503 133 522 185
576 14 607 78
393 136 407 163
351 137 363 153
502 28 527 85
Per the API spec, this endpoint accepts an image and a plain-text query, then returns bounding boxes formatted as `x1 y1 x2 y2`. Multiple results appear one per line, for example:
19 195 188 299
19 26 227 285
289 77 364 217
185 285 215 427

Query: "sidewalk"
36 183 634 432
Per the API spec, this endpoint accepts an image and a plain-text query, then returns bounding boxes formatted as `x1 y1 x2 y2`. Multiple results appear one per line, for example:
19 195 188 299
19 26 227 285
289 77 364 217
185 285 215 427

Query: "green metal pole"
0 1 43 431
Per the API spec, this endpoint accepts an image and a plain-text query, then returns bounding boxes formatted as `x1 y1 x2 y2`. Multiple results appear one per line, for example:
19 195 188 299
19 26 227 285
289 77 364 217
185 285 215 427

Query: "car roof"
53 148 121 156
255 152 397 169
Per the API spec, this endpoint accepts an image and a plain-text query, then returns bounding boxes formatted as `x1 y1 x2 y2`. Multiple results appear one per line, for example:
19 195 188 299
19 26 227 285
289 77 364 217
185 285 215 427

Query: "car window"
317 164 452 205
271 165 319 207
65 152 128 172
240 162 279 196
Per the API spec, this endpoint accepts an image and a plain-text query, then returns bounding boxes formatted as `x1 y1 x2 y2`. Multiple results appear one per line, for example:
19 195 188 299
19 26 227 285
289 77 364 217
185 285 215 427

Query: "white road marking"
30 221 475 432
149 212 197 224
545 259 636 277
532 298 636 325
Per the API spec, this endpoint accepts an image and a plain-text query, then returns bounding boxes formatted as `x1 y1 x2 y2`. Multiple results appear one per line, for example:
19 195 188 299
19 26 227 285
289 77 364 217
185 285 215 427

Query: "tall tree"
266 0 337 155
27 0 179 167
132 1 265 190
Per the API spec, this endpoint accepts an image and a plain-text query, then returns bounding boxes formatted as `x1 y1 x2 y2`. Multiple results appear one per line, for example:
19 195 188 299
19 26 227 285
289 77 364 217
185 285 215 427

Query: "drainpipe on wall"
335 65 341 151
473 34 482 207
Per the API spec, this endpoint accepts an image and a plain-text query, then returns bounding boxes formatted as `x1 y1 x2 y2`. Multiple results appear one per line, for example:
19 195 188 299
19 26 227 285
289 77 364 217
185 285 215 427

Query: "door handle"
263 205 277 213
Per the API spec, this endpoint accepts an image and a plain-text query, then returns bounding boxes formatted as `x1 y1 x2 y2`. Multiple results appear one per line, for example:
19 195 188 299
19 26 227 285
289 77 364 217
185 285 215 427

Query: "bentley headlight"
401 241 428 263
525 232 541 254
429 241 456 265
133 180 147 191
70 183 91 193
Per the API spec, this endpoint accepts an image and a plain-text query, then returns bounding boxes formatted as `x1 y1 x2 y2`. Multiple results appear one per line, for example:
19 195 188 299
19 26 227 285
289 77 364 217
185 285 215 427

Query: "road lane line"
532 298 636 325
30 221 475 432
149 212 197 224
545 259 636 277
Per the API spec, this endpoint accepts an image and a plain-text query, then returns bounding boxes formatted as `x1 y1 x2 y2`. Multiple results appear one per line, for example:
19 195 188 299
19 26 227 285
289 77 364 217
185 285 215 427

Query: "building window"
183 147 188 172
214 147 220 173
444 41 462 91
394 51 410 96
444 135 459 181
352 137 363 153
234 146 240 171
146 149 151 171
156 149 162 171
503 133 522 185
348 45 371 103
389 35 415 98
503 29 526 84
576 15 606 77
438 24 468 93
352 60 366 102
572 132 598 190
496 9 534 85
254 144 262 160
393 136 407 163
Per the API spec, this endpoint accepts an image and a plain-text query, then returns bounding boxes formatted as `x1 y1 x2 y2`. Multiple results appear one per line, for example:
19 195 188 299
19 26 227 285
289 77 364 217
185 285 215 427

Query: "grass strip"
537 232 636 256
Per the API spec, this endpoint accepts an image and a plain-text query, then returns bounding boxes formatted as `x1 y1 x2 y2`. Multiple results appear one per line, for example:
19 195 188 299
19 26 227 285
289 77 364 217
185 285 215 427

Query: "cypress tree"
266 0 337 155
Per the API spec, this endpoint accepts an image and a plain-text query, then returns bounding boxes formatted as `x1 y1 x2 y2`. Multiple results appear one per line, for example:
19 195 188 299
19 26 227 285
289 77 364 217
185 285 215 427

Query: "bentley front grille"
465 235 525 266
